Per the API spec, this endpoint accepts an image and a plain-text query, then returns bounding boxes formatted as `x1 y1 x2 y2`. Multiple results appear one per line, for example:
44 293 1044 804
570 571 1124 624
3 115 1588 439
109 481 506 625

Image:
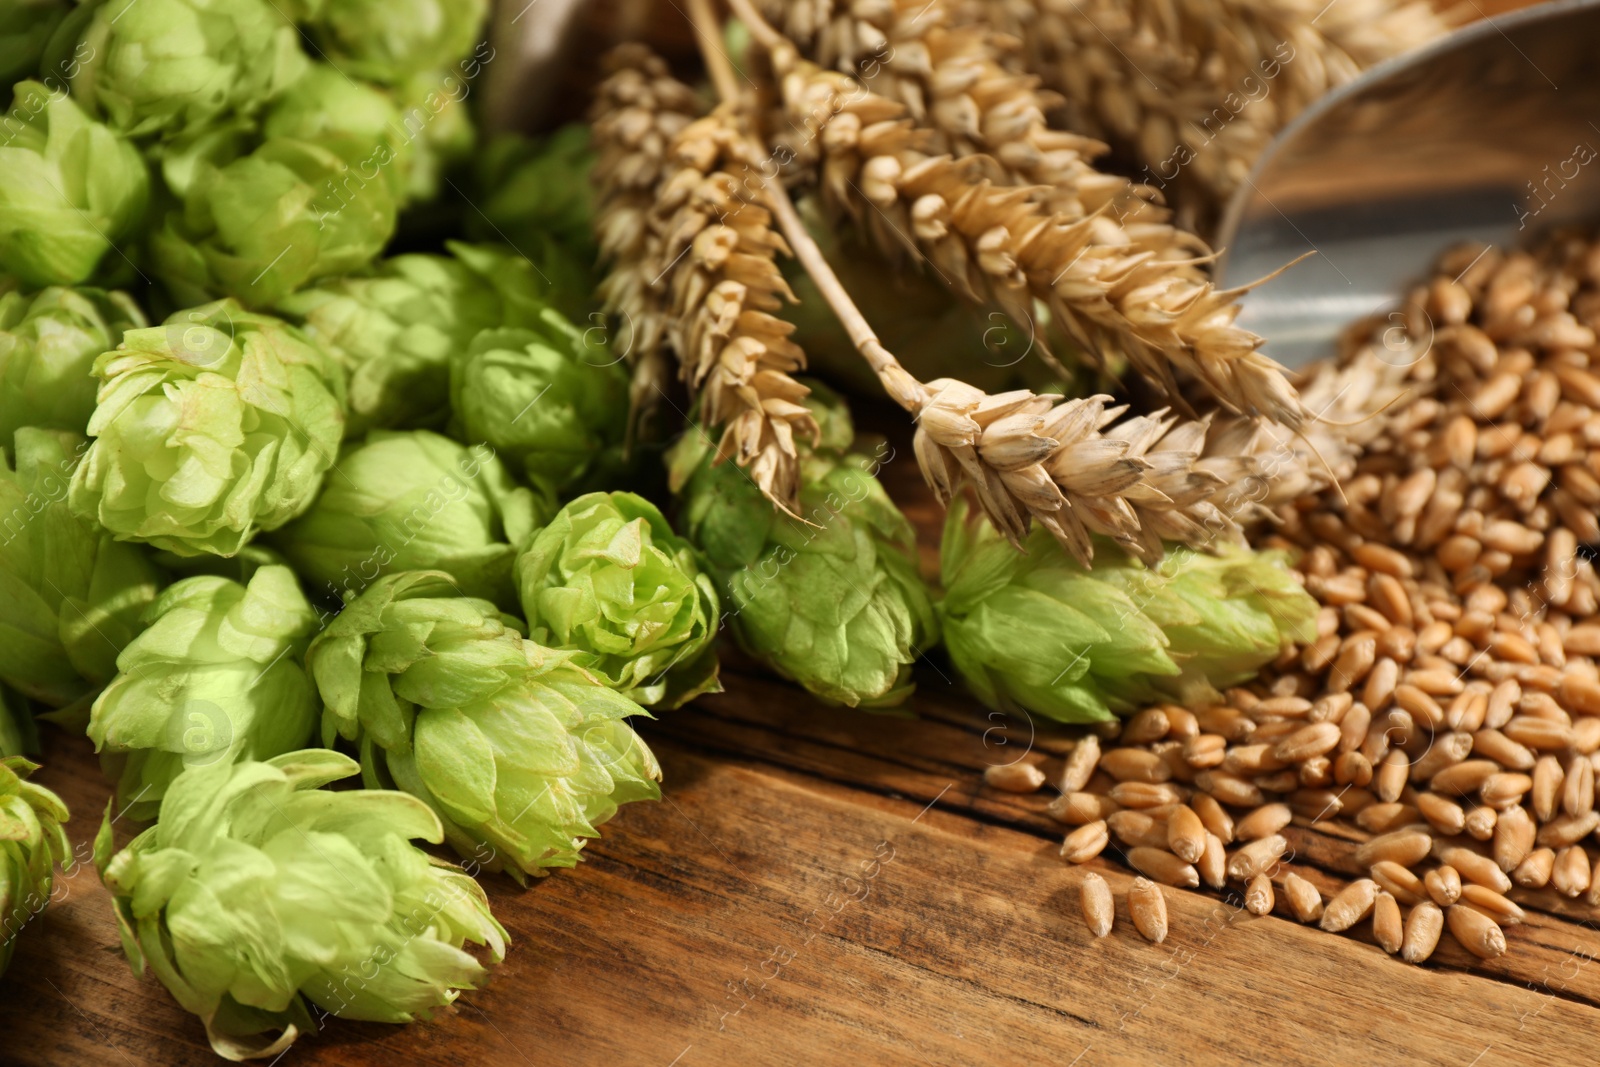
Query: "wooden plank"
5 722 1600 1066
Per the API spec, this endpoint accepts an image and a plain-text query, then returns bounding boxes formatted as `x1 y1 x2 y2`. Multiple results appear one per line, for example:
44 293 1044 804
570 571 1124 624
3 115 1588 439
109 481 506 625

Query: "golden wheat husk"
591 45 704 441
650 106 821 511
753 36 1307 431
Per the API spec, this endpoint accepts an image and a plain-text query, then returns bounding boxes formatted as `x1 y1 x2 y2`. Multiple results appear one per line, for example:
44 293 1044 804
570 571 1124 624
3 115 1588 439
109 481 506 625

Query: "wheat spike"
591 45 704 441
953 0 1450 228
651 106 820 512
755 37 1306 430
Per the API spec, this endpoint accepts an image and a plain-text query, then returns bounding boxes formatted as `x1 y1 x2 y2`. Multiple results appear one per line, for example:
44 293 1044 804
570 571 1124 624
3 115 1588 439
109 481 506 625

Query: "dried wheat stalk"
955 0 1449 228
661 4 1412 563
591 45 704 441
749 32 1307 432
749 0 1173 230
651 106 821 510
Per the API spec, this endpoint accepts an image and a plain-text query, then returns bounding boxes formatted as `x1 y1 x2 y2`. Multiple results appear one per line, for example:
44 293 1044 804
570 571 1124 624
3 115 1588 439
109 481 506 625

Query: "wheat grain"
1198 832 1228 889
1110 810 1176 850
1401 901 1445 963
1446 903 1508 959
1512 847 1556 889
1245 873 1274 916
984 760 1048 793
1280 872 1323 923
1080 870 1115 936
1128 877 1169 943
1551 845 1593 898
1492 803 1536 873
1372 891 1404 954
1353 830 1431 869
1127 846 1201 888
1234 804 1292 842
1423 866 1462 907
1369 861 1426 907
1059 734 1100 793
1458 883 1527 925
1100 748 1173 783
1167 805 1208 864
1437 846 1513 894
1320 879 1378 933
1536 811 1600 848
1226 834 1288 881
1061 820 1110 864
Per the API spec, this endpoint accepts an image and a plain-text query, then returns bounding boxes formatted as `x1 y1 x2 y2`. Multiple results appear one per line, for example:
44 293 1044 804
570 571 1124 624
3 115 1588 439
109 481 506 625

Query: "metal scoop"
1215 0 1600 368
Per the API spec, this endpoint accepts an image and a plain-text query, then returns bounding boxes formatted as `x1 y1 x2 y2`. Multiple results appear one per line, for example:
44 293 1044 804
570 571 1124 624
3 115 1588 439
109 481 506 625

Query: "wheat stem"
697 0 928 415
685 0 742 103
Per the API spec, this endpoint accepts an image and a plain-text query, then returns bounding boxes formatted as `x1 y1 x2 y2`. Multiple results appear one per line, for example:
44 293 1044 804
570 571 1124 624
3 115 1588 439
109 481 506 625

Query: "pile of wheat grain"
988 230 1600 958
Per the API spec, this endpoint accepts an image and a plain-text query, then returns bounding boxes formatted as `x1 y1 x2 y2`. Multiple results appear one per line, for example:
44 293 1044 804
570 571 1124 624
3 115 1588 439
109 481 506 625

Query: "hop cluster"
97 750 506 1060
308 572 663 882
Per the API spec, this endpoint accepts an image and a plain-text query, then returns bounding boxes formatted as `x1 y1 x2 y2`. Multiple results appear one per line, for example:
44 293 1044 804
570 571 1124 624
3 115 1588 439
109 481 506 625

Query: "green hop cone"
0 81 149 287
450 318 628 497
0 686 35 757
96 749 506 1060
303 0 489 86
0 1 68 92
0 428 163 710
262 64 414 201
151 136 399 308
473 126 597 272
394 65 478 204
515 492 720 709
69 0 305 140
276 244 550 435
272 431 547 607
0 748 71 977
0 286 145 445
307 572 662 883
937 497 1320 723
87 564 320 820
69 300 347 557
667 401 937 708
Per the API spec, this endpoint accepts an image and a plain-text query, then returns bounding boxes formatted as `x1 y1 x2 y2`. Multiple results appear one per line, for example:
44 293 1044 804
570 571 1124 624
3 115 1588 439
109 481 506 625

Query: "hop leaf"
277 244 558 436
0 428 163 710
97 749 506 1060
0 1 69 90
69 300 347 557
0 286 145 445
0 743 71 978
449 315 628 497
272 430 549 607
69 0 306 140
262 63 414 203
472 126 597 276
301 0 489 85
150 137 398 308
516 492 720 709
393 65 479 203
306 572 661 882
668 393 937 708
938 497 1320 723
87 564 321 820
0 81 149 286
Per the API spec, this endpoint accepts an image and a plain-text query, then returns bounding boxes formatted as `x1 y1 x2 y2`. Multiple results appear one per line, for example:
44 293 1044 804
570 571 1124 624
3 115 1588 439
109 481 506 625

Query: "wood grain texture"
4 655 1600 1067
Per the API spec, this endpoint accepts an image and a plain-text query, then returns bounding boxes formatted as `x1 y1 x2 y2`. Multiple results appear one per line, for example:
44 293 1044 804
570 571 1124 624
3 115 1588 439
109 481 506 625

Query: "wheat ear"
728 7 1308 432
958 0 1450 228
590 45 703 444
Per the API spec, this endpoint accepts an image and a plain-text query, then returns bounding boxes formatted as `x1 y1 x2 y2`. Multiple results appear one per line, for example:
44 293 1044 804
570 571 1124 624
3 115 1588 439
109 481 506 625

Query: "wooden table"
6 451 1600 1067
